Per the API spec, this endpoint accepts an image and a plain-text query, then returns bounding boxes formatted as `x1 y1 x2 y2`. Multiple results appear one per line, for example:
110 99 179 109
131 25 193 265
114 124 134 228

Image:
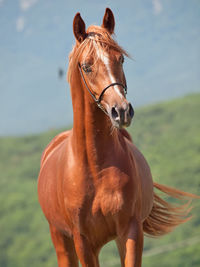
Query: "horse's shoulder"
122 133 151 174
40 130 71 167
128 142 149 169
123 132 154 219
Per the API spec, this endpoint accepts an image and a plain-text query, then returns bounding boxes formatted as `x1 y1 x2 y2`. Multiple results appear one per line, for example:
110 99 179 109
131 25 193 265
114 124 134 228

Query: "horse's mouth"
110 118 132 129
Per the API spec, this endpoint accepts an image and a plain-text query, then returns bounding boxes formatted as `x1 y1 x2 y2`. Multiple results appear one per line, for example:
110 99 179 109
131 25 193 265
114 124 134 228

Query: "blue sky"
0 0 200 135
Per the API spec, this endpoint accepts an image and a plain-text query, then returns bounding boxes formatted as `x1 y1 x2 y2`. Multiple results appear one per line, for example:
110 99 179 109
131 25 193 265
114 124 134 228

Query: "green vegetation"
0 93 200 266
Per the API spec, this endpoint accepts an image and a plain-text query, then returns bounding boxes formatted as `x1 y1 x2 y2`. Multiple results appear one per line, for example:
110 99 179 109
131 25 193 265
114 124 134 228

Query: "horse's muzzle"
110 102 134 128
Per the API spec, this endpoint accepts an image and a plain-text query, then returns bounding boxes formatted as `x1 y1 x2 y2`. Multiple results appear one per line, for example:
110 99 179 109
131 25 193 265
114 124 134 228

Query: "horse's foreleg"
73 229 99 267
116 219 143 267
49 224 78 267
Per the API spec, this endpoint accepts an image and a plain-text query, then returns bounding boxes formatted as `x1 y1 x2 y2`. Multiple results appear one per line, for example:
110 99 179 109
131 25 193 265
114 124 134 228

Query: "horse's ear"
102 8 115 34
73 13 87 43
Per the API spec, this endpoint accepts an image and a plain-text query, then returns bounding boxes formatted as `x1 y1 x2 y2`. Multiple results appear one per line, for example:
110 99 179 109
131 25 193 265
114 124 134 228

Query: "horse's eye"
82 64 92 73
119 55 124 64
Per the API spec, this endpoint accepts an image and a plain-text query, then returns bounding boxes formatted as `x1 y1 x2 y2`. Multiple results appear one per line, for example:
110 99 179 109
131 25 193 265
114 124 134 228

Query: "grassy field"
0 93 200 266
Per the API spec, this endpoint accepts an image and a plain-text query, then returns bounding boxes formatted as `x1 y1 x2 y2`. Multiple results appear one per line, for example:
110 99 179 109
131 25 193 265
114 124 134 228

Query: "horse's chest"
92 188 124 216
92 173 133 216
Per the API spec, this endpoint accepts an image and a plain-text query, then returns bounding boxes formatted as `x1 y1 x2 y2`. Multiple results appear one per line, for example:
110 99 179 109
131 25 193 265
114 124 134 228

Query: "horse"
38 8 197 267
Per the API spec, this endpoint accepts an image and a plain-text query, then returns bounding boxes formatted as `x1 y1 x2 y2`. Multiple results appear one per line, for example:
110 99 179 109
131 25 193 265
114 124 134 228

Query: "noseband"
78 63 127 114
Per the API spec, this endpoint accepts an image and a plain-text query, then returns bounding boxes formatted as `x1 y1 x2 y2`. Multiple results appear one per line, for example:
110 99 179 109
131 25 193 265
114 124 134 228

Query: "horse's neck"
70 78 118 174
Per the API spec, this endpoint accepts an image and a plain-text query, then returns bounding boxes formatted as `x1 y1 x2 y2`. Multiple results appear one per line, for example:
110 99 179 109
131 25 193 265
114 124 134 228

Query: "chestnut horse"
38 8 196 267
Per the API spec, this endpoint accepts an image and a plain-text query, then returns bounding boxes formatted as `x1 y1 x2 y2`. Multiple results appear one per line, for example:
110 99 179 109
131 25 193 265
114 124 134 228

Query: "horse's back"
38 130 73 230
40 130 71 167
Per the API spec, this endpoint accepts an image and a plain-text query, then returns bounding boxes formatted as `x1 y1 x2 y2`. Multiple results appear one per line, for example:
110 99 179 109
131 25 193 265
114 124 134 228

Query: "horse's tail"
143 182 199 237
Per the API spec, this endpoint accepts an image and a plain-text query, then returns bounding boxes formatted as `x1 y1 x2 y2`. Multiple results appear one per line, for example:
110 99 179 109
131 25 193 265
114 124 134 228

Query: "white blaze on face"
94 43 124 99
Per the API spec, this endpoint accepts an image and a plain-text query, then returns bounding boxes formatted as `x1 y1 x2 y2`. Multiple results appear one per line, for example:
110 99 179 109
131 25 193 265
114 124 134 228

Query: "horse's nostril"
129 104 134 118
111 107 119 120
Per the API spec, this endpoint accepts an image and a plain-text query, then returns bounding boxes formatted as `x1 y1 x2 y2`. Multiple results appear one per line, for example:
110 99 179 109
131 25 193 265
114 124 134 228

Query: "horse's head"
68 8 134 128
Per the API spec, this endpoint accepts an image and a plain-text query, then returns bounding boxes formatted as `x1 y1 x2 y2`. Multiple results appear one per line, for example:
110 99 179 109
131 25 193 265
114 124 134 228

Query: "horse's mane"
67 25 129 83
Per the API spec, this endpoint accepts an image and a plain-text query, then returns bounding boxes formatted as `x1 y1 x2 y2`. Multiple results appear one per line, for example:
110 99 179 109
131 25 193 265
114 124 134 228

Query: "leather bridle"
78 63 127 115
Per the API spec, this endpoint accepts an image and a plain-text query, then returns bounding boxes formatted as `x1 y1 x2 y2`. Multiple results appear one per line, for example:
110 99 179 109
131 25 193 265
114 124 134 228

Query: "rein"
78 63 127 114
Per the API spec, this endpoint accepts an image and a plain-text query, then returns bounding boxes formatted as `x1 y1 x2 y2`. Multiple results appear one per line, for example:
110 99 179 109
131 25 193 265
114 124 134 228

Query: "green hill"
0 93 200 267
